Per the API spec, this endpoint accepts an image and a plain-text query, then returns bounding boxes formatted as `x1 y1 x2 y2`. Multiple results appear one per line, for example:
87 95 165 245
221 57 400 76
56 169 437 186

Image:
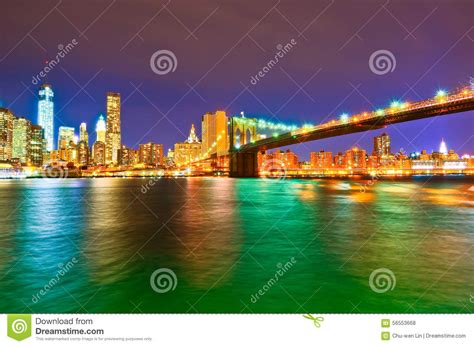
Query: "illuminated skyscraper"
201 110 228 158
12 117 32 164
373 133 391 157
80 122 89 146
95 114 106 143
38 84 54 151
92 141 106 165
105 92 121 164
0 108 13 162
77 140 89 166
30 125 44 167
439 139 448 155
58 126 75 150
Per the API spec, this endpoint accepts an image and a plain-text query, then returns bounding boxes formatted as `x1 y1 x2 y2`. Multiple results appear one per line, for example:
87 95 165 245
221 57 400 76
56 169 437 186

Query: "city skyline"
1 80 473 160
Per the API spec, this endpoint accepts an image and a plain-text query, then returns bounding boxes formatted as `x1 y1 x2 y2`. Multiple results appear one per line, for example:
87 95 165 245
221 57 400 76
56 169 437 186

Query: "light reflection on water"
0 177 472 313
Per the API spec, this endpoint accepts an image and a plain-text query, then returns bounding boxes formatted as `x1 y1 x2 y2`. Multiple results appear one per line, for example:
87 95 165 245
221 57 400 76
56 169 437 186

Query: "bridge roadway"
229 95 474 177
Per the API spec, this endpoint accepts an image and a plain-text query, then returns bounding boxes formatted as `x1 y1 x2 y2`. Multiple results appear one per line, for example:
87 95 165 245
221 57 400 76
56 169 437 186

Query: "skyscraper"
0 108 13 162
80 122 89 146
201 110 228 158
30 125 44 167
105 92 121 164
92 141 106 165
38 84 54 151
95 114 106 143
373 133 391 157
58 126 75 150
12 117 31 164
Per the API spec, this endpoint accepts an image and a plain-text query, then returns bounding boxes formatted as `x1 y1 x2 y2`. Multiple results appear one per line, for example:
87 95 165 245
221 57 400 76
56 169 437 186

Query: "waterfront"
0 177 473 313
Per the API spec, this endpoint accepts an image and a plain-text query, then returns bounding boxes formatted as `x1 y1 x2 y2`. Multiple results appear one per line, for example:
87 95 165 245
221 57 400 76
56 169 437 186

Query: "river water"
0 177 473 313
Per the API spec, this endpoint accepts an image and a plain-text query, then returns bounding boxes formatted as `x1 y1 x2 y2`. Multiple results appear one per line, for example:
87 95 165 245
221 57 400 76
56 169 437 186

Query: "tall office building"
58 126 75 150
30 125 45 167
373 132 391 157
96 114 106 143
79 122 89 146
105 92 121 164
12 117 32 164
0 108 14 162
38 84 54 151
201 110 228 158
92 141 106 165
77 141 89 166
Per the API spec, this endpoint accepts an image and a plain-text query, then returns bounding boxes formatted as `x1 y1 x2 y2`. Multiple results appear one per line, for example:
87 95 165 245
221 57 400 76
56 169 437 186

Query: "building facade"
373 132 391 157
80 122 89 146
96 114 106 143
310 150 333 169
38 84 54 151
201 110 228 158
105 92 121 164
12 117 31 164
139 142 164 166
92 141 106 165
174 124 202 167
30 125 44 167
0 108 14 162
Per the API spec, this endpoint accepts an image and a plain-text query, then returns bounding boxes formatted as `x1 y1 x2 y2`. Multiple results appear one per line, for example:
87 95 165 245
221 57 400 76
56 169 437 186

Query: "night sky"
1 0 473 158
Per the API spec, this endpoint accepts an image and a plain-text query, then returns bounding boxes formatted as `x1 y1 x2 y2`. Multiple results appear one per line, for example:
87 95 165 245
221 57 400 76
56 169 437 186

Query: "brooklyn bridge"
223 86 474 177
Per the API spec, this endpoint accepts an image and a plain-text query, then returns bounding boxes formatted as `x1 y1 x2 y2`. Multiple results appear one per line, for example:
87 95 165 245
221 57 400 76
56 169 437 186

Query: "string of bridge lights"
238 87 472 139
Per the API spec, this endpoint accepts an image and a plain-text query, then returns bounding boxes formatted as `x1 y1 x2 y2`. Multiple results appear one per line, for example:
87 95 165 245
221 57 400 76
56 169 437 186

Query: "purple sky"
1 0 473 159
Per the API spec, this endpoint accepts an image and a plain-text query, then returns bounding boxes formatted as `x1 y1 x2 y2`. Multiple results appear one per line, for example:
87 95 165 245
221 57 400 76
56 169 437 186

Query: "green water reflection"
0 177 472 313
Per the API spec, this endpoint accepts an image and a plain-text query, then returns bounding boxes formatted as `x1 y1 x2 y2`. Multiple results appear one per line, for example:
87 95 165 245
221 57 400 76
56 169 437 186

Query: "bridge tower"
229 116 259 177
